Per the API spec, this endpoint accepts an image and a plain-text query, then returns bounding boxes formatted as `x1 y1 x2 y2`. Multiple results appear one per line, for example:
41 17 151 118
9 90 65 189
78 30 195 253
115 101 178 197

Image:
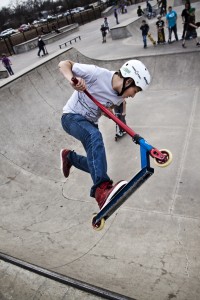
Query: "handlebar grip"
71 77 78 85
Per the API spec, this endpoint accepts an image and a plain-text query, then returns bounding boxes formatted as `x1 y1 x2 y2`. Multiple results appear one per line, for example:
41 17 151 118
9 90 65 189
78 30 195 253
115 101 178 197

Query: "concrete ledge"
101 6 114 17
13 23 79 54
0 70 8 79
110 17 139 40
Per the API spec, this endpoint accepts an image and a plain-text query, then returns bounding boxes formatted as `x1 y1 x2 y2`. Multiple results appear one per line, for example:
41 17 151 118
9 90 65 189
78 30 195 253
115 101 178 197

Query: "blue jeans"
61 113 111 197
143 35 147 47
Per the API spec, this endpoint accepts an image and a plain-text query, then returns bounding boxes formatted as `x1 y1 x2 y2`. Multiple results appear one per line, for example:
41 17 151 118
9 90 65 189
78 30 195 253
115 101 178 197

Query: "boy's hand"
71 77 86 91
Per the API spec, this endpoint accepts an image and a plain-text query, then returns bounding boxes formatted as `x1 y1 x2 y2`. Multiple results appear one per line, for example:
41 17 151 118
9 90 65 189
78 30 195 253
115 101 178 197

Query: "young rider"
59 60 151 210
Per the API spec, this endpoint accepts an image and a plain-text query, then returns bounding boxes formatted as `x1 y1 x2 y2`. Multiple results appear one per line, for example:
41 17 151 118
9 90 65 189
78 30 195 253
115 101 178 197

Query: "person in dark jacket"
37 36 46 57
140 20 149 48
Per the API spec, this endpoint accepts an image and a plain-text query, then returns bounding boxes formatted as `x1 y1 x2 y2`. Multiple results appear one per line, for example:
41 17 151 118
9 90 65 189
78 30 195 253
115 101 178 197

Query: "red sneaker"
95 180 127 210
60 149 72 178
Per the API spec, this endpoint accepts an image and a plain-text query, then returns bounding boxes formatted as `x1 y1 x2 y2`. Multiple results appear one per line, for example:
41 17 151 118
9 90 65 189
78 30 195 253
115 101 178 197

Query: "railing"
59 35 81 49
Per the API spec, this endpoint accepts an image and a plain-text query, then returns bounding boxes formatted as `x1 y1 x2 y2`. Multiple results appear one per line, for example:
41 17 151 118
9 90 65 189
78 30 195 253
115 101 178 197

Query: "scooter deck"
92 167 154 227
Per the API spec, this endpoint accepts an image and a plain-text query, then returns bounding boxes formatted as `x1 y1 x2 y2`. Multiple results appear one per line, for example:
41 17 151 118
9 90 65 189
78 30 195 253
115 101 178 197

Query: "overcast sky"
0 0 12 9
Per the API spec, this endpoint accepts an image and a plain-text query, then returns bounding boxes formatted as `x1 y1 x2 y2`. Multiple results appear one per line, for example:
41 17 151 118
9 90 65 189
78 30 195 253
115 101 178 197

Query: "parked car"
18 24 31 32
76 7 84 12
0 28 18 38
47 15 57 21
63 11 70 16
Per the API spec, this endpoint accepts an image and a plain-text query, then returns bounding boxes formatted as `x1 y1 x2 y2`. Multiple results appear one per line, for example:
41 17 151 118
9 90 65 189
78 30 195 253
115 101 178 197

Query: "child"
140 20 149 48
182 7 200 48
100 24 107 43
156 15 166 44
137 6 144 17
104 17 109 31
59 60 151 210
1 53 14 76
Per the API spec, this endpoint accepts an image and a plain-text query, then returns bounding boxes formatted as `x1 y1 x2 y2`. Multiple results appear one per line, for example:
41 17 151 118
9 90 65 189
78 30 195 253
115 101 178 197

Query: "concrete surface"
1 1 200 300
0 260 105 300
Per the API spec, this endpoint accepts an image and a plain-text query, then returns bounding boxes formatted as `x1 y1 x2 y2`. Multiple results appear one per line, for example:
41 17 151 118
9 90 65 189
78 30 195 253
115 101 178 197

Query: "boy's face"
122 86 141 98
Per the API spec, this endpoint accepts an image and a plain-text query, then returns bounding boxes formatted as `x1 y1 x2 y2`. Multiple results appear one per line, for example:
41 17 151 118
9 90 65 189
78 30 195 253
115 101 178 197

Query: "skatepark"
1 1 200 299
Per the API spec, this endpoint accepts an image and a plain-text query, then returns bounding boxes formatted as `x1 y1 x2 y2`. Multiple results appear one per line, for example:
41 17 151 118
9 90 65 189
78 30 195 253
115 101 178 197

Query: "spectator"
114 8 119 25
156 15 166 44
137 6 144 17
104 17 109 31
140 20 149 48
114 100 127 138
160 0 167 16
182 7 200 48
166 6 178 43
181 2 191 39
100 24 107 43
1 53 14 76
37 36 47 57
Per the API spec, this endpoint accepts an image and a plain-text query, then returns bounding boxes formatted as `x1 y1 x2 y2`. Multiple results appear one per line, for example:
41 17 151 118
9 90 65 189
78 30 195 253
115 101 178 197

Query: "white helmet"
120 60 151 91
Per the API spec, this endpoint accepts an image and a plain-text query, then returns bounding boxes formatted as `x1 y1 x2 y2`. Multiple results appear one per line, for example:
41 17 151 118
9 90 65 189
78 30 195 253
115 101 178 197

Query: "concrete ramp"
1 48 200 300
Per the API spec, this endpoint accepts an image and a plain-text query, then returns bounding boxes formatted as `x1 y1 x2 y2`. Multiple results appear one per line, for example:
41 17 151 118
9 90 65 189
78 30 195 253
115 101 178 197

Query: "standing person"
114 100 127 137
114 8 119 25
37 36 46 57
104 17 109 31
1 53 14 76
166 6 179 43
160 0 167 16
182 7 200 48
156 15 166 44
59 60 151 210
181 2 191 39
100 24 107 43
140 20 149 48
137 6 144 17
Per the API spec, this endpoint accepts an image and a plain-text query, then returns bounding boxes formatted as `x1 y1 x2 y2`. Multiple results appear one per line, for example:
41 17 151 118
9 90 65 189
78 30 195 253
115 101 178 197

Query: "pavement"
0 1 200 300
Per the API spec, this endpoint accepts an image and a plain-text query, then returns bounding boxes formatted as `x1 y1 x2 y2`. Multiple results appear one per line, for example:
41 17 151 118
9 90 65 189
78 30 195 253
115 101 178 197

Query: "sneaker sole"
60 149 65 177
101 180 127 210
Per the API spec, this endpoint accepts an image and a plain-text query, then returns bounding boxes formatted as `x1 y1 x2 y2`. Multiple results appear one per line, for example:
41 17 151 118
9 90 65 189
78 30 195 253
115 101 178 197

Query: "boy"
1 53 14 76
140 20 149 48
59 60 151 210
156 15 166 44
166 6 178 43
103 17 109 31
137 6 144 17
182 7 200 48
100 24 107 43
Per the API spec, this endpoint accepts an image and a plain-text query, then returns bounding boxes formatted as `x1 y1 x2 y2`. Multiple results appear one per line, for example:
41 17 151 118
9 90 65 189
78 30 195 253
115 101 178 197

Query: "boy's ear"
126 78 134 85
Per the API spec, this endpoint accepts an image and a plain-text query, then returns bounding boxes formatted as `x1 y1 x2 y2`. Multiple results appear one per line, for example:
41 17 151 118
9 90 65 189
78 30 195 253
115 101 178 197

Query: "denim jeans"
168 24 178 42
61 113 111 197
143 35 147 47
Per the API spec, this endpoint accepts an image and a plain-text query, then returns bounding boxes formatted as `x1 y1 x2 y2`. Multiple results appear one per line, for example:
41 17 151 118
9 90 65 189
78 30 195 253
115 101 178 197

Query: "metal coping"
0 252 137 300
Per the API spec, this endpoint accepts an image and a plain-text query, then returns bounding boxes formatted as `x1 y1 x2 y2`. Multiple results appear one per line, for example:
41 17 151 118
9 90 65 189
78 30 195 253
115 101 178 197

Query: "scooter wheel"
92 214 105 231
154 149 173 168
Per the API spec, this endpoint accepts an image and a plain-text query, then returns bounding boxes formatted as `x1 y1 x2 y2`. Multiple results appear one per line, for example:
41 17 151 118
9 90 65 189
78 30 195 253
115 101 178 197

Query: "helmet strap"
118 77 135 96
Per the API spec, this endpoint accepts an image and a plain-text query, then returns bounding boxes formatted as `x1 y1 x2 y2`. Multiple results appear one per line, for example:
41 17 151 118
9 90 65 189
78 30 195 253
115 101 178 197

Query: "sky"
0 0 12 9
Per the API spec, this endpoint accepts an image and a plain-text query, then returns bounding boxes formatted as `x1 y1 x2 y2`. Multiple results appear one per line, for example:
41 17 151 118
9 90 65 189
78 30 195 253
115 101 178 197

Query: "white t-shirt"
63 63 123 123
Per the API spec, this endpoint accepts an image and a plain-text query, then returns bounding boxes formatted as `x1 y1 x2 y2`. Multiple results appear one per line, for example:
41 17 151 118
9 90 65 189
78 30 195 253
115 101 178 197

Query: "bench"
59 36 81 49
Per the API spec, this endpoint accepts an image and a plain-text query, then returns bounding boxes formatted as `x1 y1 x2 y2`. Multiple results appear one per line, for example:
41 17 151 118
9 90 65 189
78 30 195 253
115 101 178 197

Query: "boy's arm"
58 60 86 91
122 100 126 116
